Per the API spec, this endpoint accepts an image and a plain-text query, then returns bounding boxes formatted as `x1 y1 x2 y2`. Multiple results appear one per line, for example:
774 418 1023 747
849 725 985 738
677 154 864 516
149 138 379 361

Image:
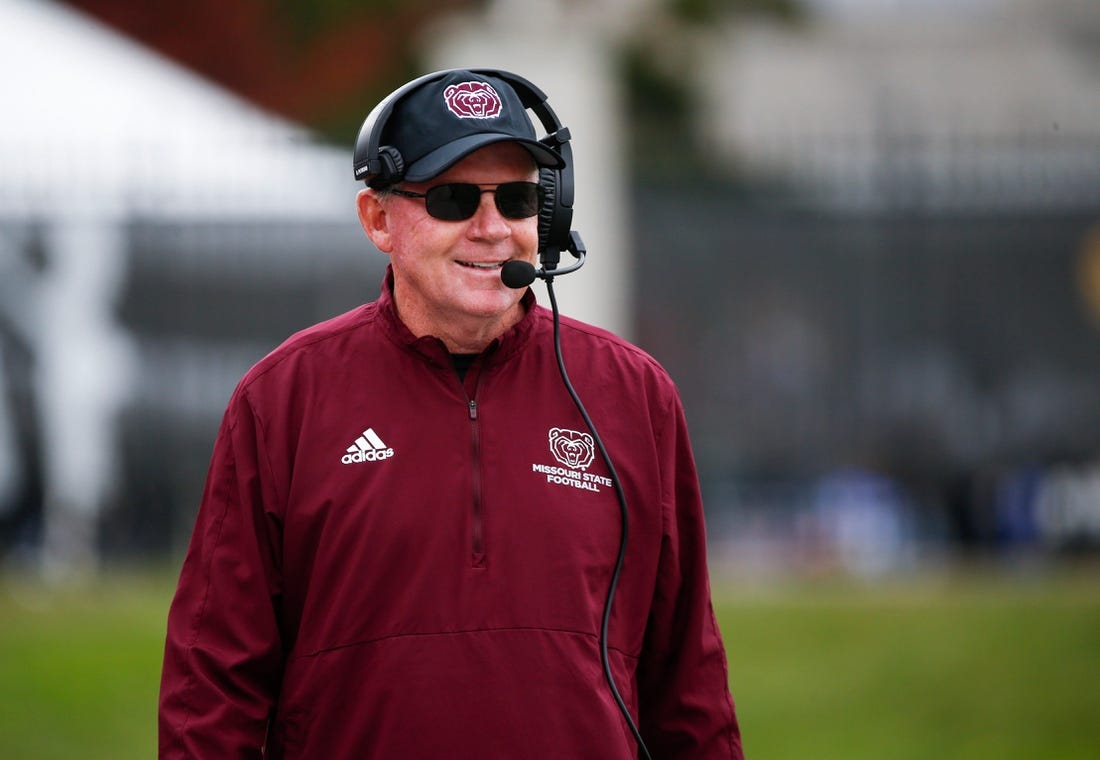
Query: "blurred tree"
670 0 801 24
61 0 475 144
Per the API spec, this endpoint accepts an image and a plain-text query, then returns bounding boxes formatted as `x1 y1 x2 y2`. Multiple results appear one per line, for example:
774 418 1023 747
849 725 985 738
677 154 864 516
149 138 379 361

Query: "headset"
353 68 576 272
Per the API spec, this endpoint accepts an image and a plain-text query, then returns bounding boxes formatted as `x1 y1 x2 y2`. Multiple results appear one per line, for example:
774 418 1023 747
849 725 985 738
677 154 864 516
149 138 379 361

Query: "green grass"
717 569 1100 759
0 569 172 760
1 566 1098 758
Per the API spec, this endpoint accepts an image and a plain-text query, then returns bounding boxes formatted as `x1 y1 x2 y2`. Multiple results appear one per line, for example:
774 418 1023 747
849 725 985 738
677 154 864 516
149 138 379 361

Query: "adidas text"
342 448 395 464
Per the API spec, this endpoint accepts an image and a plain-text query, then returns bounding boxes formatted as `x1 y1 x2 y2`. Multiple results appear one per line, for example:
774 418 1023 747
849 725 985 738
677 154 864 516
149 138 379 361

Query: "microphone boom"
500 247 586 290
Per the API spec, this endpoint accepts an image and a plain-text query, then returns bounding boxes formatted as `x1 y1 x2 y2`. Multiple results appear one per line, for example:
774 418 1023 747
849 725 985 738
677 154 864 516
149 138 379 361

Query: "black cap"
382 70 564 184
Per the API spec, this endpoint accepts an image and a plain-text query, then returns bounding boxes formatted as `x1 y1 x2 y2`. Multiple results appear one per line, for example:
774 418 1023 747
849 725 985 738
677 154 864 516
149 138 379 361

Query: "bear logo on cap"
444 81 503 119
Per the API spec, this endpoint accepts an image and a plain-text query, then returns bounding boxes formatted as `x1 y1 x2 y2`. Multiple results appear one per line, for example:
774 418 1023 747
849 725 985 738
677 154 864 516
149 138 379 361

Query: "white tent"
0 0 354 219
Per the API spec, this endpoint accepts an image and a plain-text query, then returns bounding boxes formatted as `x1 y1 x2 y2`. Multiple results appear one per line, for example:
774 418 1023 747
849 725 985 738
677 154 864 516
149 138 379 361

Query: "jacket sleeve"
159 388 285 759
636 393 745 759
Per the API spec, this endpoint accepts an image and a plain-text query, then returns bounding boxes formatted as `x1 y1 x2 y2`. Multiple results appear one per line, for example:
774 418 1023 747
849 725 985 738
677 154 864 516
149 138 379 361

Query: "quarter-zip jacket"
159 272 743 759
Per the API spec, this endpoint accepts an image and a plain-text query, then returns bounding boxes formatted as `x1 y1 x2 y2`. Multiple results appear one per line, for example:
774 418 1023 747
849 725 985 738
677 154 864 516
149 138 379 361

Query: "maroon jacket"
159 272 743 759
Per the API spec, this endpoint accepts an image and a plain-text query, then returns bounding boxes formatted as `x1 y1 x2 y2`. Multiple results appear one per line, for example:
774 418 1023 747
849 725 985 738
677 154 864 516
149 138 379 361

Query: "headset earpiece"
372 146 405 188
537 168 557 260
538 167 572 269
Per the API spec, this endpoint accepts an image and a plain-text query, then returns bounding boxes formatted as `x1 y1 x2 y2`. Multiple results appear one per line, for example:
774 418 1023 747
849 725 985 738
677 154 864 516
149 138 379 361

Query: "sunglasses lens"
496 182 543 219
424 184 481 221
420 182 544 221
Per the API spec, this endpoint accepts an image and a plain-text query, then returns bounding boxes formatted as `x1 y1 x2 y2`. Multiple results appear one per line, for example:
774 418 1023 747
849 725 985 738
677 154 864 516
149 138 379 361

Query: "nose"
466 187 511 240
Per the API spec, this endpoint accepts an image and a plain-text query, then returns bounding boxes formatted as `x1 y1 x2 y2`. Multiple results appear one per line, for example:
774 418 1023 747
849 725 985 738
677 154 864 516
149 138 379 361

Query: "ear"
357 188 393 253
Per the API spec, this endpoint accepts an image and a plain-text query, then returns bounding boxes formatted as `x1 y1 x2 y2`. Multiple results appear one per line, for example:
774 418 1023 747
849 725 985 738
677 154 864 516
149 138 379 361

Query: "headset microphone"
501 232 587 289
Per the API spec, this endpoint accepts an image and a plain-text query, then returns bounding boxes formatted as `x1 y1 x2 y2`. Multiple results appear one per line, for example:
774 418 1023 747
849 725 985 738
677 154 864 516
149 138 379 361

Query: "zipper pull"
468 399 478 420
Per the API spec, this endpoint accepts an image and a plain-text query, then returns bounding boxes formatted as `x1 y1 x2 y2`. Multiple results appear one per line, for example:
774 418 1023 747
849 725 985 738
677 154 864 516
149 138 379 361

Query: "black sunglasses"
389 181 544 221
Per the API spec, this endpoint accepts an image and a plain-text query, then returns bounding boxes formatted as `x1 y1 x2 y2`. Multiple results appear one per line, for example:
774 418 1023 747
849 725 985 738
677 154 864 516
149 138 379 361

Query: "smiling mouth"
456 260 506 270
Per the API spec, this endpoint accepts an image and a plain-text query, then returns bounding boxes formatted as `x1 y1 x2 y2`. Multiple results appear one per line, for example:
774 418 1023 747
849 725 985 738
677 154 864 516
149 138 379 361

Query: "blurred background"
3 0 1098 578
1 0 1099 757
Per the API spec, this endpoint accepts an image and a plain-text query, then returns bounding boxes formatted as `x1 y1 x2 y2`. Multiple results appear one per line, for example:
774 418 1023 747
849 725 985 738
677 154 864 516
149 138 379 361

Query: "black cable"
545 277 653 760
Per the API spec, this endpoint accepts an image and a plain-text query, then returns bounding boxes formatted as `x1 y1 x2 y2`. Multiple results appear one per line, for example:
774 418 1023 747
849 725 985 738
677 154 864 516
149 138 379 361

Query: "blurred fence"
3 143 1100 573
0 216 382 560
634 178 1100 572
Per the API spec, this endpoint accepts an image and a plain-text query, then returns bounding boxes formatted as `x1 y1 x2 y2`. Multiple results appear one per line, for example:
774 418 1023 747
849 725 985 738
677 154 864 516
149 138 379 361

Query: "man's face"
359 142 540 341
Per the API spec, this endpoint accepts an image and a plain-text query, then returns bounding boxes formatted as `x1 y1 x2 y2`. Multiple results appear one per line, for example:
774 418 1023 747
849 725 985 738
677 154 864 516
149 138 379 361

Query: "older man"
159 68 743 759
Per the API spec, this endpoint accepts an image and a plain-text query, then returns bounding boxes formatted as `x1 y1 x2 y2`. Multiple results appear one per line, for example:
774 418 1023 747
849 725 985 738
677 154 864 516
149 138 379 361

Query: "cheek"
390 218 454 262
516 219 540 257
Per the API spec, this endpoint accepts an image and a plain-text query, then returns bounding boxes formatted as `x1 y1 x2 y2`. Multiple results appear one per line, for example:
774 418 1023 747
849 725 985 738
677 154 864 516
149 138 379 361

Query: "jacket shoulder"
534 308 681 416
550 309 671 380
238 302 381 391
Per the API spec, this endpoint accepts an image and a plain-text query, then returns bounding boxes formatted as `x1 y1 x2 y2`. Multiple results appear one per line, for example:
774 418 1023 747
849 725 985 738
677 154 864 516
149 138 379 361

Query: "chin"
458 291 522 318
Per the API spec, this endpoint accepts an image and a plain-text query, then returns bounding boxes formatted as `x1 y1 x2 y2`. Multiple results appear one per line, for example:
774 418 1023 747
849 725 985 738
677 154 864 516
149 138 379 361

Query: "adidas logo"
342 427 395 464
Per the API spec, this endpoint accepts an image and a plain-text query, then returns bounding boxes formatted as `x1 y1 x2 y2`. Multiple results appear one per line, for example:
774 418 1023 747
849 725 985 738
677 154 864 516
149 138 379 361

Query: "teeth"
458 261 504 269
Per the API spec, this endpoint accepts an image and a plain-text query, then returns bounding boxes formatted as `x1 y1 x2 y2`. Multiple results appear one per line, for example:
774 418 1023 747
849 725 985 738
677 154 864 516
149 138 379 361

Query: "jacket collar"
375 266 539 369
